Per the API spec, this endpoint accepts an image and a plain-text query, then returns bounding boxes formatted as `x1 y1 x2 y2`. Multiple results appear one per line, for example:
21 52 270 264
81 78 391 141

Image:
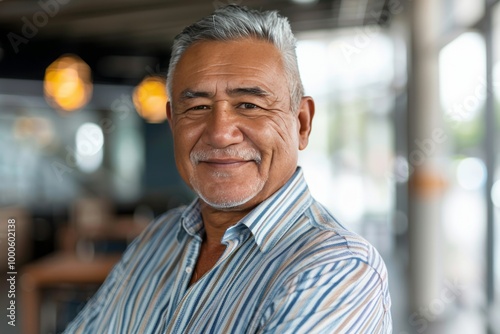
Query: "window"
296 27 399 252
439 30 487 314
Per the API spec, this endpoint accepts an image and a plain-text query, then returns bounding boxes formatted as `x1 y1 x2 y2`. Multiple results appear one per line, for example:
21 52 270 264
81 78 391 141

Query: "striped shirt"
64 168 392 333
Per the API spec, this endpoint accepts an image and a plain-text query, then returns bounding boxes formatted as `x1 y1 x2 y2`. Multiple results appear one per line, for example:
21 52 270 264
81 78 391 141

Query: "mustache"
190 148 262 164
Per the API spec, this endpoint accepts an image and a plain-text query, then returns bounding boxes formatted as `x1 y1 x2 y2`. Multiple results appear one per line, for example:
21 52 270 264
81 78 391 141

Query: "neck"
199 200 252 245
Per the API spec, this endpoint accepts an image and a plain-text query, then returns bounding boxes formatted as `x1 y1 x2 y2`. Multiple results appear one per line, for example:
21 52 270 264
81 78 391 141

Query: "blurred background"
0 0 499 333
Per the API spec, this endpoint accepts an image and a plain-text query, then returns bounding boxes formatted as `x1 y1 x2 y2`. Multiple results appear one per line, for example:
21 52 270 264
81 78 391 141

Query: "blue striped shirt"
64 168 392 333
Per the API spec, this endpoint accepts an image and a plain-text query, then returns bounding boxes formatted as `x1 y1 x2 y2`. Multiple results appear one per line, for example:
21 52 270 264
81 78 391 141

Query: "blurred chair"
20 197 148 334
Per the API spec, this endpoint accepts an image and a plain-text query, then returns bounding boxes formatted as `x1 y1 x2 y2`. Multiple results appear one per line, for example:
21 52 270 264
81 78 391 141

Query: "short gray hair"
166 4 304 112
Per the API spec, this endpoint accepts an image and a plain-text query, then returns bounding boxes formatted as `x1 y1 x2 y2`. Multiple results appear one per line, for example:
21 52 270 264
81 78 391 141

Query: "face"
167 38 314 211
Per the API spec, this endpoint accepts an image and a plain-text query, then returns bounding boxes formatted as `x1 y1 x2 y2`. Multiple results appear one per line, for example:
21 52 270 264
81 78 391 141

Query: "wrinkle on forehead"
171 38 290 109
180 86 271 100
174 39 285 79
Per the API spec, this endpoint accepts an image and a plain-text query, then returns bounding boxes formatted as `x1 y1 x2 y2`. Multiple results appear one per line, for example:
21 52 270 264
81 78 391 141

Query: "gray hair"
166 4 304 112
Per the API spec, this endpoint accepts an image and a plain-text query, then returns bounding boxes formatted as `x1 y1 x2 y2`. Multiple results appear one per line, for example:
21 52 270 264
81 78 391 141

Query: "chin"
191 176 266 211
198 193 256 211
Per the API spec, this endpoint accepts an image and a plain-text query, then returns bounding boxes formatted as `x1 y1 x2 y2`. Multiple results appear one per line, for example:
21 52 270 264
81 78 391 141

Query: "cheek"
243 116 299 163
172 122 203 167
261 116 298 148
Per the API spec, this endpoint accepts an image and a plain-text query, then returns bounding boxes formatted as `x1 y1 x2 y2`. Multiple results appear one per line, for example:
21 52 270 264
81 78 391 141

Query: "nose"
202 102 244 148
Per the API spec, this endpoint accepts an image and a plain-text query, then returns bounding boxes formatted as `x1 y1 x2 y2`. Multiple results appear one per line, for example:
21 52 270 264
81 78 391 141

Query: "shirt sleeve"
257 258 392 334
61 209 184 333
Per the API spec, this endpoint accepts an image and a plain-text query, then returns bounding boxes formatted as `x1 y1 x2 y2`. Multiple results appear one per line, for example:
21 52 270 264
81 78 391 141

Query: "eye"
187 105 210 112
185 104 210 114
237 103 258 109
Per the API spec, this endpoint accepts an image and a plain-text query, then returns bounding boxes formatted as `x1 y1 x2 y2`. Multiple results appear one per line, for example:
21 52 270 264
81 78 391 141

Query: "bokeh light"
133 76 168 123
75 122 104 173
456 157 487 190
44 54 93 113
13 117 55 148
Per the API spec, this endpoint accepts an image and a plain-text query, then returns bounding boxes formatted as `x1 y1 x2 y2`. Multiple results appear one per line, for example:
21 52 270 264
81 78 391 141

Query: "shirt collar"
177 167 313 252
223 167 313 252
177 198 204 242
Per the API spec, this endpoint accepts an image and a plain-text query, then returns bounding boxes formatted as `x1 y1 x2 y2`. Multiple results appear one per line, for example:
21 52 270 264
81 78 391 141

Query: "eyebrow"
179 86 271 101
226 87 271 97
180 89 212 100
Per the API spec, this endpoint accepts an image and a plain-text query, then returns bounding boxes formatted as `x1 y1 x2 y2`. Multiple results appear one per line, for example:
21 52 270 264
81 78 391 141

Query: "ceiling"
0 0 391 82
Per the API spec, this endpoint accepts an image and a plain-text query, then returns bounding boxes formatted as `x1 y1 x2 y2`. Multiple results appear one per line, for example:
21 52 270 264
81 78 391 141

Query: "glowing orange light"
13 117 55 148
133 76 168 123
44 54 92 113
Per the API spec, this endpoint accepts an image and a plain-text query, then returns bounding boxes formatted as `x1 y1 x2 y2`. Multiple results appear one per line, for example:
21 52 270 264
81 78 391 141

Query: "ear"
297 97 315 150
166 101 173 129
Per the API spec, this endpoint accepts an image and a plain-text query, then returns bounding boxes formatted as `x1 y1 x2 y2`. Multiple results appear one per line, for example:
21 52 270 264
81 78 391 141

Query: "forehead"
171 38 287 95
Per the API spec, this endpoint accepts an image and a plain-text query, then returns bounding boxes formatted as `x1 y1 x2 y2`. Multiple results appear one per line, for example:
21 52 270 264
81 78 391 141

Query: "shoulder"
281 199 389 289
304 200 384 264
273 201 391 308
119 206 187 263
142 206 186 235
135 206 186 241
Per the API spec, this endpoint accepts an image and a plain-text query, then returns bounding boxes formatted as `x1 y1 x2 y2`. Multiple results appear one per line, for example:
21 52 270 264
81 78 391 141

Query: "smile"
191 148 262 167
200 159 253 168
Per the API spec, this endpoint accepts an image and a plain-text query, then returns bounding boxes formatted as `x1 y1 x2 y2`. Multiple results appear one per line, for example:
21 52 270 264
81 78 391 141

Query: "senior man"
65 5 391 333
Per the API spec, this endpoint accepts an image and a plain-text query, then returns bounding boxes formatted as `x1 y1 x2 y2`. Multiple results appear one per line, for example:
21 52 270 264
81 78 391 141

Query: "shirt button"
185 267 192 274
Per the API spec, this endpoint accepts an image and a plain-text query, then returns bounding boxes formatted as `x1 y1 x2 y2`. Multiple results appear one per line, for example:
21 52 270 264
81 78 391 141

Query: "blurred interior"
1 0 500 333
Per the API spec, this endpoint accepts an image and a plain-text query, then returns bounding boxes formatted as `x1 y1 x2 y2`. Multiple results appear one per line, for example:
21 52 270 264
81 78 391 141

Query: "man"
65 5 391 333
